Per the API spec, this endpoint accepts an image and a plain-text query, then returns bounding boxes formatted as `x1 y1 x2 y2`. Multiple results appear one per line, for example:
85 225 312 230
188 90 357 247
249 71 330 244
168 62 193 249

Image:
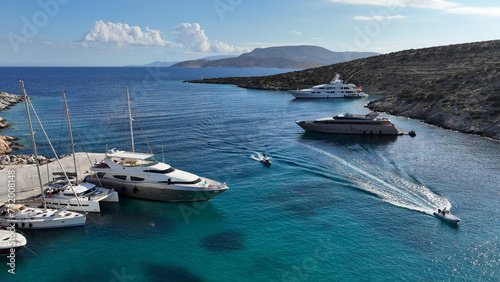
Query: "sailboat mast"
63 91 78 185
20 80 47 211
127 86 134 153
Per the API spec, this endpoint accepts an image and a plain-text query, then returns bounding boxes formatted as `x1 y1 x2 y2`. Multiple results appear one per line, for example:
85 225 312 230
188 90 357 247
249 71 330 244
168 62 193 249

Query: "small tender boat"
433 208 460 223
261 157 272 166
0 229 27 255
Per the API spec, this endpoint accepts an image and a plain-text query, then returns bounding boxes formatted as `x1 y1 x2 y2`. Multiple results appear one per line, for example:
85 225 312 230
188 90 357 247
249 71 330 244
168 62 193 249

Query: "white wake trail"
302 144 450 215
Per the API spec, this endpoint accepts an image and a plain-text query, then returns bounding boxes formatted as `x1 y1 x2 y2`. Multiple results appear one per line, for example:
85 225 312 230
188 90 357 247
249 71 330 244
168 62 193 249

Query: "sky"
0 0 499 66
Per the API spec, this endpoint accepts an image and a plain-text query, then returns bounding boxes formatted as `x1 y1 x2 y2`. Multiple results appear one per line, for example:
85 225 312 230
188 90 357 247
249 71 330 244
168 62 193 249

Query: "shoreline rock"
0 91 24 154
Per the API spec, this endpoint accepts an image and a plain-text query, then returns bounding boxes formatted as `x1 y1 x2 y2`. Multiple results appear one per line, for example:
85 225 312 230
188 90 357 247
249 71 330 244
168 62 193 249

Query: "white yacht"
288 74 367 99
0 229 27 255
45 181 119 213
296 112 402 135
85 149 229 202
0 204 86 229
84 86 228 202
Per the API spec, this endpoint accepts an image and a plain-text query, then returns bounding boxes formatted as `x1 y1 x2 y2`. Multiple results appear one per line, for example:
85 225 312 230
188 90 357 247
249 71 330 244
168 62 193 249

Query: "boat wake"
301 144 450 215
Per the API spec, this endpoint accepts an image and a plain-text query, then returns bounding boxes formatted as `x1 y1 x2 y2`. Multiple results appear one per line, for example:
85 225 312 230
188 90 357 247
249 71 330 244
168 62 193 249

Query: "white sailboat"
0 81 86 229
43 91 119 212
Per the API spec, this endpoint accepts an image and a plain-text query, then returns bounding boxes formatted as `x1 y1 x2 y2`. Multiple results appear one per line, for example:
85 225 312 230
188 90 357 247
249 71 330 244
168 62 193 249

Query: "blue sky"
1 0 499 66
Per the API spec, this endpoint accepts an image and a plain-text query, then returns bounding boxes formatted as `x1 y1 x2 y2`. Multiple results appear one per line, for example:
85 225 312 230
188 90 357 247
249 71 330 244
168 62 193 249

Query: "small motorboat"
433 208 460 223
261 157 272 166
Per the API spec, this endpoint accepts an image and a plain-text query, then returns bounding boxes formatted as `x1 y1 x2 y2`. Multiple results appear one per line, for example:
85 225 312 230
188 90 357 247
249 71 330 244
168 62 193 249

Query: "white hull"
289 90 367 99
44 182 119 212
0 230 27 254
45 198 102 213
296 121 401 135
0 205 86 229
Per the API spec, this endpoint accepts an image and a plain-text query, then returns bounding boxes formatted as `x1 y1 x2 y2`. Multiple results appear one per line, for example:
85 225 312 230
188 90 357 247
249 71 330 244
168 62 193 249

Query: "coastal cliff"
188 40 500 140
0 92 23 154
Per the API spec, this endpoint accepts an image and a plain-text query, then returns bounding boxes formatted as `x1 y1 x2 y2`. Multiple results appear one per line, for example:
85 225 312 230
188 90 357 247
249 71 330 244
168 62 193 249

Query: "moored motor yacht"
295 112 402 135
288 74 368 99
85 149 228 202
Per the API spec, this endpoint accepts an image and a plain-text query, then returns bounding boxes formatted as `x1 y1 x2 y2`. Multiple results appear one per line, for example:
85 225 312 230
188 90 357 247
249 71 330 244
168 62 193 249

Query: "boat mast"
127 86 134 153
63 91 78 185
20 80 47 211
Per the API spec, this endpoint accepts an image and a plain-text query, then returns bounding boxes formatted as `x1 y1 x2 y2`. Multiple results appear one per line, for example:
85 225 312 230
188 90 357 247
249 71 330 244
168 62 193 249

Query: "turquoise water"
0 67 499 281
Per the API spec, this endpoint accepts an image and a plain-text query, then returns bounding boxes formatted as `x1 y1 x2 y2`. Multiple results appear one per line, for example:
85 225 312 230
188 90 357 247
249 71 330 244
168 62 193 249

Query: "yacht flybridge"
85 86 228 202
288 74 367 99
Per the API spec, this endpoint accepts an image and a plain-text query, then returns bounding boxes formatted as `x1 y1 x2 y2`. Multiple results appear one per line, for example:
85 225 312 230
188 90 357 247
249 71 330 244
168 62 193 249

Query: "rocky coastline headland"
188 40 500 140
0 91 23 155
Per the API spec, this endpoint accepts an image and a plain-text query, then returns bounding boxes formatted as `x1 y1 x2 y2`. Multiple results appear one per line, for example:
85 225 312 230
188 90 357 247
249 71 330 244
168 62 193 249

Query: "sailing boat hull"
0 216 86 229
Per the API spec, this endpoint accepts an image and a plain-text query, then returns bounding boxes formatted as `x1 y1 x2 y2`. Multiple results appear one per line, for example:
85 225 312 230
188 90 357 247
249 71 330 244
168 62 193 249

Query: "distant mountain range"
170 46 378 69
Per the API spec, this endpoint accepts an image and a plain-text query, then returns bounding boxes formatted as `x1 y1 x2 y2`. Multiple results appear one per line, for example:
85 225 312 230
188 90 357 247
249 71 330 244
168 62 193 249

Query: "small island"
187 40 500 140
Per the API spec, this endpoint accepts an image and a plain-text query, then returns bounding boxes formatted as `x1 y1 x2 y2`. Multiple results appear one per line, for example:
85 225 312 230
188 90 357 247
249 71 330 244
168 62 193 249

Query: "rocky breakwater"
0 154 51 167
367 65 500 140
0 91 24 154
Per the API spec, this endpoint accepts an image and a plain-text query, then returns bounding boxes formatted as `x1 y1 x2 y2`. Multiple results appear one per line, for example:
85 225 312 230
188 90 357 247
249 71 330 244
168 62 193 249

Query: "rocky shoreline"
0 154 52 167
0 91 24 154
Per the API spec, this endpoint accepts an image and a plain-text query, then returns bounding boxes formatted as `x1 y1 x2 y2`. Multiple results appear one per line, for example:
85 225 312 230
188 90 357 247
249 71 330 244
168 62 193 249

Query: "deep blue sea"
0 67 499 281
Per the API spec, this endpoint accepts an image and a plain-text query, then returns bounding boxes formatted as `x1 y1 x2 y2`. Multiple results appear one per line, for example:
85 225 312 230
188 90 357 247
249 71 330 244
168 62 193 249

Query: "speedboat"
288 74 367 99
433 208 460 223
85 149 229 202
261 157 272 166
0 229 27 255
295 112 402 135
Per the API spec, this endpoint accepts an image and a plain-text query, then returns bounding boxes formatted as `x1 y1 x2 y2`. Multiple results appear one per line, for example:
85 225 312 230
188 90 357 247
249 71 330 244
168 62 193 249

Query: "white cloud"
83 20 177 46
291 30 302 35
447 6 500 17
329 0 500 17
328 0 458 10
173 23 246 54
354 15 406 21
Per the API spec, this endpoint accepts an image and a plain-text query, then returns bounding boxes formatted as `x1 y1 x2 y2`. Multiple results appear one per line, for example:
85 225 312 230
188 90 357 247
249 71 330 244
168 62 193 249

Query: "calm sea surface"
0 67 499 281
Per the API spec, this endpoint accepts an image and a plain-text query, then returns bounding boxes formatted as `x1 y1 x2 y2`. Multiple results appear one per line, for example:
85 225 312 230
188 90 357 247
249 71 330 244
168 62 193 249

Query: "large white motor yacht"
85 149 229 202
288 74 367 99
296 112 402 135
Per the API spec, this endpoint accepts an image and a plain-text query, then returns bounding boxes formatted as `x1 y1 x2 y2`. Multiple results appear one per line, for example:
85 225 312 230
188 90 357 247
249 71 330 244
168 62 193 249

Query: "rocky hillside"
173 45 378 69
0 92 23 154
368 64 500 139
189 40 500 139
